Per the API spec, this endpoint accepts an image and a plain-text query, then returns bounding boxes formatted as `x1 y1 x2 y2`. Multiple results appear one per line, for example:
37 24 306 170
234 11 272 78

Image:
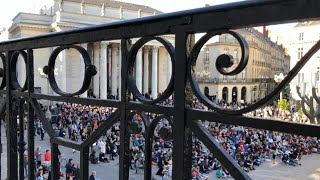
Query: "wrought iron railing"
0 0 320 180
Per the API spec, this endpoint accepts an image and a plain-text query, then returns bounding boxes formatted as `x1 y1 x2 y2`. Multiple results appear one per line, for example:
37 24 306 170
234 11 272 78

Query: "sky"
0 0 243 28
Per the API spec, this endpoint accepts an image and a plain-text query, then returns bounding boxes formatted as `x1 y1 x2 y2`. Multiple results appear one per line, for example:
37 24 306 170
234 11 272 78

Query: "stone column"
136 48 143 93
93 43 100 98
143 47 149 94
80 43 88 97
118 45 122 100
151 46 158 99
100 41 108 99
108 47 112 96
228 87 232 103
111 44 118 97
166 52 172 86
58 49 66 92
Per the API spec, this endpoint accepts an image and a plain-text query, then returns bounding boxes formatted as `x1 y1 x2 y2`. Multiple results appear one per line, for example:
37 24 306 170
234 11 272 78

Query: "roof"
294 21 320 28
64 0 162 14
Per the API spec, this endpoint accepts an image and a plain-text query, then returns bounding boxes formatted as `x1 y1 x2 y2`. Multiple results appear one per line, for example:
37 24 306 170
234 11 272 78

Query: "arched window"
232 87 238 102
222 87 228 102
241 86 247 103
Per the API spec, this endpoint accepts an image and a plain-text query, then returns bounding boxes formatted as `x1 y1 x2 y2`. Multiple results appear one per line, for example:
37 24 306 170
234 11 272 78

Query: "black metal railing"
0 0 320 180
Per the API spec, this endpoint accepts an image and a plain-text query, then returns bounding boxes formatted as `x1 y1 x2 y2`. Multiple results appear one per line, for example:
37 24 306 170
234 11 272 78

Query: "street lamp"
38 67 58 105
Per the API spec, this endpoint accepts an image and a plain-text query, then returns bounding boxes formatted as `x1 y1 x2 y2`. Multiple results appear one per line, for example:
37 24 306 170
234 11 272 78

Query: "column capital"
101 41 109 48
152 46 159 51
144 45 151 51
93 42 101 48
111 43 119 50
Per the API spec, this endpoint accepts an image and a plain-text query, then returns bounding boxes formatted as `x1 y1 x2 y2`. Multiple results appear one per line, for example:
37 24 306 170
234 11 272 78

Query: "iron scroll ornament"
190 32 320 115
0 53 5 89
43 45 97 97
10 51 28 92
189 30 249 115
127 37 175 104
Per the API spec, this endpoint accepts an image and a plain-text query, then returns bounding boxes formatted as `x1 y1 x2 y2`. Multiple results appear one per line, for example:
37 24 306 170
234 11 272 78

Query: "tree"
277 99 289 111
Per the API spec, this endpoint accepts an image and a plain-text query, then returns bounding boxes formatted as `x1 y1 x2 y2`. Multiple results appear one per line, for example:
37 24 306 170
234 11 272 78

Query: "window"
241 69 246 80
299 32 304 41
223 75 227 80
233 49 238 60
204 48 209 64
298 47 304 59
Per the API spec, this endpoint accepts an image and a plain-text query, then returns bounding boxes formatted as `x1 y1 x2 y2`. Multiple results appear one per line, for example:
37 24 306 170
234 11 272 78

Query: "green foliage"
298 108 304 115
277 99 290 111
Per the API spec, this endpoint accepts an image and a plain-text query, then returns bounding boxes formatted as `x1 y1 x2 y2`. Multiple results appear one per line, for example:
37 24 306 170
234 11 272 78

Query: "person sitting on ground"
216 166 227 178
90 151 99 164
135 156 144 173
99 152 109 163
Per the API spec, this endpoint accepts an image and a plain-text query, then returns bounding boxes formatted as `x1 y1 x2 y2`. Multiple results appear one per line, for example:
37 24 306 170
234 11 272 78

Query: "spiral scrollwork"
189 30 249 115
127 36 175 104
44 45 96 97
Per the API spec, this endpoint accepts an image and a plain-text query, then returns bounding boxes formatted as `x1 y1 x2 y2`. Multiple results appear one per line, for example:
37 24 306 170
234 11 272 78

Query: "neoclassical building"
196 28 290 103
288 21 320 102
9 0 173 100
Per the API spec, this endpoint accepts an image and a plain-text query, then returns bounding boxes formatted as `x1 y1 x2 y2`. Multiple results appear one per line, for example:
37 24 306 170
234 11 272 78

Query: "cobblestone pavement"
1 125 320 180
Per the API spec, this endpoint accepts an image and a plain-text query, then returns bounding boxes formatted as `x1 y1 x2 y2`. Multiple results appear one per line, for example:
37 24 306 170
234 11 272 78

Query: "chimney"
263 26 269 38
205 4 210 7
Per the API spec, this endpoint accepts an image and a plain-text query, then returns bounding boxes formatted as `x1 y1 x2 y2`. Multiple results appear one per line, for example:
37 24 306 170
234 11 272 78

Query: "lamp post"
38 67 58 105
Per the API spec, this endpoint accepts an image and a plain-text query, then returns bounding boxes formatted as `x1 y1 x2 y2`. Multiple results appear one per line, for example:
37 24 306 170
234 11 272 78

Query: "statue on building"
59 0 63 11
119 6 123 19
81 1 85 14
101 3 105 16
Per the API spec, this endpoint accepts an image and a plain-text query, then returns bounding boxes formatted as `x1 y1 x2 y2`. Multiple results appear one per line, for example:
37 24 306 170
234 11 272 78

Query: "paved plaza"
1 125 320 180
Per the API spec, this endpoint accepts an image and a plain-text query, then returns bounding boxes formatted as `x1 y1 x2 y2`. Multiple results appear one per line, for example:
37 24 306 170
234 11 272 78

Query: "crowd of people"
28 96 320 179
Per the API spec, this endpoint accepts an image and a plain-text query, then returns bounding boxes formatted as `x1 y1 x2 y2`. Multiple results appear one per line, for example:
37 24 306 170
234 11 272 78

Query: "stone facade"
9 0 173 101
196 28 290 103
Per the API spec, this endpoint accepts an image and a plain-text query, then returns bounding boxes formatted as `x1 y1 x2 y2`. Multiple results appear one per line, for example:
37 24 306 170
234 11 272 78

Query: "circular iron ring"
47 45 96 97
10 51 28 92
127 37 175 104
0 53 6 89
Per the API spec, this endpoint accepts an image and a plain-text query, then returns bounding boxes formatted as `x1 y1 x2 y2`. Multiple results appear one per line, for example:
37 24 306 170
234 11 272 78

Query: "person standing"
34 146 42 168
40 124 45 141
23 154 28 178
65 159 73 180
35 169 44 180
89 171 96 180
73 165 80 180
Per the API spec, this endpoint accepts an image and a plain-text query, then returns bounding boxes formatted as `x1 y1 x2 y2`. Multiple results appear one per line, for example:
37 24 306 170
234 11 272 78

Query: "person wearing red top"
44 149 51 162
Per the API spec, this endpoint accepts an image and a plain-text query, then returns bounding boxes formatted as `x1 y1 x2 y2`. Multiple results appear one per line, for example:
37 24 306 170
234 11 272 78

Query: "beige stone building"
9 0 173 100
196 28 290 103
